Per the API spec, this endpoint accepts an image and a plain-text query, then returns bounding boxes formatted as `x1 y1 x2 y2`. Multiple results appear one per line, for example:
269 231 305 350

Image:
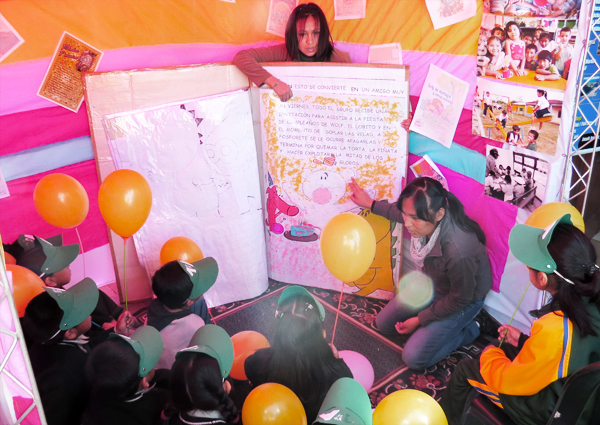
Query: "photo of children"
484 0 581 19
473 79 563 156
484 144 549 210
477 14 576 89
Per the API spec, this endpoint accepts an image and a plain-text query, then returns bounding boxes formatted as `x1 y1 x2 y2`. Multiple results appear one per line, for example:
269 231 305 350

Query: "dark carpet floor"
204 280 493 407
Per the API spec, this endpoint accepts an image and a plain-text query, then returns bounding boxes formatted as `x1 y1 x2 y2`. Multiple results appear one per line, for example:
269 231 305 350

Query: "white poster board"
260 64 410 299
103 90 268 306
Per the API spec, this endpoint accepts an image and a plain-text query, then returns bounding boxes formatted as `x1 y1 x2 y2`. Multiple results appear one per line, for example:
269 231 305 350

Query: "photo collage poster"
474 3 581 157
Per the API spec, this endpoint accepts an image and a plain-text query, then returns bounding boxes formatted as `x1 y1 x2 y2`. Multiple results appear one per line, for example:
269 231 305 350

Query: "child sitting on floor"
12 234 124 330
313 378 373 425
146 258 218 369
165 324 239 425
83 326 169 425
21 278 131 425
439 214 600 425
244 286 353 423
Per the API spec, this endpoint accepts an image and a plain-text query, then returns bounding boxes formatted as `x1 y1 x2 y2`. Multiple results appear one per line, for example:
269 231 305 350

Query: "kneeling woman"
349 177 492 369
439 214 600 424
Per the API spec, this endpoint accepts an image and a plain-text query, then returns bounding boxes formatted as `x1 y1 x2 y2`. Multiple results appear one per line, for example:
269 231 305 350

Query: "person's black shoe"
474 308 500 339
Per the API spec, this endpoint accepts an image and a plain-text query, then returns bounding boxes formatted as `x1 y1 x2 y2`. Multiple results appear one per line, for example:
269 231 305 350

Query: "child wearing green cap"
21 278 132 425
165 324 239 424
244 286 352 423
147 258 218 369
83 326 169 425
12 234 124 330
313 377 373 425
439 214 600 425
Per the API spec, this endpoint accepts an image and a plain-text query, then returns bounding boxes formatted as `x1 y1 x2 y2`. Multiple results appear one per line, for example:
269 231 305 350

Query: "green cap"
279 285 325 321
314 378 373 425
509 213 573 272
177 257 218 299
17 235 79 277
45 277 99 330
176 324 234 378
110 326 164 377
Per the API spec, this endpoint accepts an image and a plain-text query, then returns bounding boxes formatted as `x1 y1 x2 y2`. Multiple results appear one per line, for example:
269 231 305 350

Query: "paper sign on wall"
410 64 469 148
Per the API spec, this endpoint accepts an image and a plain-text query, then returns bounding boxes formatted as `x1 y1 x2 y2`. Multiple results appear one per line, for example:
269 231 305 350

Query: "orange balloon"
33 173 89 228
242 383 307 425
4 252 17 265
98 169 152 238
6 265 46 317
230 331 270 380
160 236 204 265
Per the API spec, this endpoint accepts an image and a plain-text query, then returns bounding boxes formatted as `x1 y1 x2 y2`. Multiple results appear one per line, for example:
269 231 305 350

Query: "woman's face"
297 15 319 57
401 196 441 239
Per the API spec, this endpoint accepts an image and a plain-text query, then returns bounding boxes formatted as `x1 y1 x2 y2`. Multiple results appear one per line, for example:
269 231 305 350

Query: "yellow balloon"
526 202 585 232
373 389 448 425
320 213 376 282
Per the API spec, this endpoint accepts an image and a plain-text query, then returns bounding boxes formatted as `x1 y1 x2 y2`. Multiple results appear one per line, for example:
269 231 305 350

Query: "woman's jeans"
376 294 484 369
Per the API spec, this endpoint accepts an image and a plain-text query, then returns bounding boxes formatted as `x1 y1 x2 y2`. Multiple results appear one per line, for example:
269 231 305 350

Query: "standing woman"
233 3 351 102
349 177 493 369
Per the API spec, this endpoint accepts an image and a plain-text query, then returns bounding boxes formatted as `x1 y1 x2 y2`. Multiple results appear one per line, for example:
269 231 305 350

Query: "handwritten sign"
410 64 468 148
38 32 102 112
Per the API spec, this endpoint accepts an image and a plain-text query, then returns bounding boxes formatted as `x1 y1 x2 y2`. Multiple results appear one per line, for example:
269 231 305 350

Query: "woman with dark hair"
244 286 352 423
349 177 492 369
166 325 239 425
440 214 600 425
233 2 351 102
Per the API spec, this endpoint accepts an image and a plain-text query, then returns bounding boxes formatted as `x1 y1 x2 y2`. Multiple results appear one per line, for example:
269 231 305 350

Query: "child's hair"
487 170 496 177
152 261 193 309
559 26 572 35
266 294 337 408
529 130 539 139
527 171 532 178
539 32 552 42
512 125 520 131
491 27 505 38
526 43 538 52
487 35 503 47
397 177 486 245
537 89 547 98
285 2 334 62
504 174 512 184
502 110 507 114
21 292 66 344
504 21 521 38
170 352 238 422
86 338 141 400
538 50 553 62
542 223 600 338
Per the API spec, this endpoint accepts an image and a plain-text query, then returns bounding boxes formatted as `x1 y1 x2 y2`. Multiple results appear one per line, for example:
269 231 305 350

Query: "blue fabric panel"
408 132 486 184
0 136 94 181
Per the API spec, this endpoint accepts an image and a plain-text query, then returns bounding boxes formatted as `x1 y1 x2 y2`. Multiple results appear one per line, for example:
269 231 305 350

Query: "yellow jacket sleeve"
480 312 572 396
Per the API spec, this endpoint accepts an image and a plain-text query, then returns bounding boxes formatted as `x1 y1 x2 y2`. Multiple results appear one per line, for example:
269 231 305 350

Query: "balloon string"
499 282 529 347
123 237 128 313
331 282 345 346
75 227 86 277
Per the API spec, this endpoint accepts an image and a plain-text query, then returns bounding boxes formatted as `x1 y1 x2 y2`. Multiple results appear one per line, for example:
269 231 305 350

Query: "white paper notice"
334 0 366 20
0 164 9 199
266 0 298 37
410 64 469 148
103 90 268 306
425 0 477 30
368 43 403 65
